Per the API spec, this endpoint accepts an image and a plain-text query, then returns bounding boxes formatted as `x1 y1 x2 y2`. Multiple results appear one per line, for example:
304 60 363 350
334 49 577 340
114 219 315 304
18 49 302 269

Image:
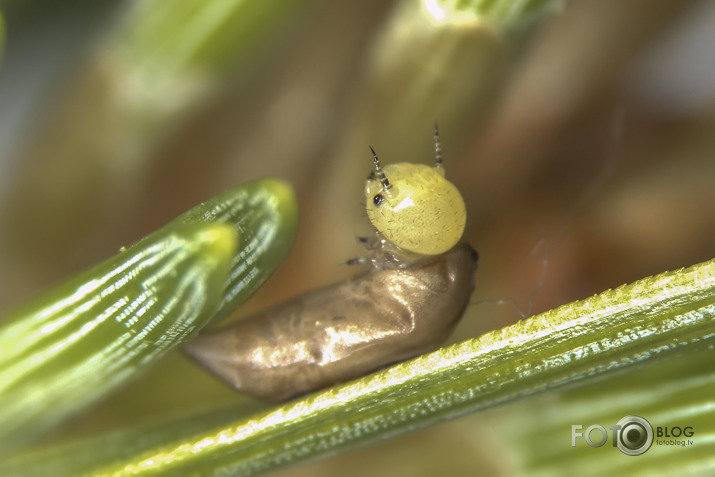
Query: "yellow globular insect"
365 124 467 256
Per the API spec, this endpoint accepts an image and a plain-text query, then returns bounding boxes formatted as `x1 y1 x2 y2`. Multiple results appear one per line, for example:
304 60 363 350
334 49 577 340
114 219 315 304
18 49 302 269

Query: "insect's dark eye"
373 194 385 207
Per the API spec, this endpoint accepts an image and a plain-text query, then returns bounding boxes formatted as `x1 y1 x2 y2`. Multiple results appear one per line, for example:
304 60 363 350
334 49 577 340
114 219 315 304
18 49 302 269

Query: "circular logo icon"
616 415 653 456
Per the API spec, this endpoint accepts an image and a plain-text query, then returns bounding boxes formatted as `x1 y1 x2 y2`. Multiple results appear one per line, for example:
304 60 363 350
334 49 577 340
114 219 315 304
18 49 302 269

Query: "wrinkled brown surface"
185 244 478 401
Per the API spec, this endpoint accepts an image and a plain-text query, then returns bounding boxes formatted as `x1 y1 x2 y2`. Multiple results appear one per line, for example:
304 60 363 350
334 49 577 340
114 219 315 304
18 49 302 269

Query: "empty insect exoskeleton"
185 125 477 401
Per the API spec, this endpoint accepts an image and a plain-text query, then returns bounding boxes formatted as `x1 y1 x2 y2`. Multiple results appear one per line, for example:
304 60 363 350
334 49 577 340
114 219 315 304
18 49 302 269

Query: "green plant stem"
0 178 298 453
115 0 313 75
106 0 318 159
70 257 714 476
435 0 563 25
503 344 715 475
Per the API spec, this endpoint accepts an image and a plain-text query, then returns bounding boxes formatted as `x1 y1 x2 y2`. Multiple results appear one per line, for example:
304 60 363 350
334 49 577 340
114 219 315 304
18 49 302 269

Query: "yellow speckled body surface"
365 163 466 255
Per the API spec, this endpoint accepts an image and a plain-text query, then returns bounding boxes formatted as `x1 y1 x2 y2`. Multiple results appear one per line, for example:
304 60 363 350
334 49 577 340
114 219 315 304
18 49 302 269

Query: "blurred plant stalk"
101 0 312 167
0 0 313 283
307 0 564 270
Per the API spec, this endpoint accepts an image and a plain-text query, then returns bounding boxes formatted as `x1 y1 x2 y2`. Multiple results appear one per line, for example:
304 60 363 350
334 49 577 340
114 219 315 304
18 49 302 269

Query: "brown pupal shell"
184 244 478 401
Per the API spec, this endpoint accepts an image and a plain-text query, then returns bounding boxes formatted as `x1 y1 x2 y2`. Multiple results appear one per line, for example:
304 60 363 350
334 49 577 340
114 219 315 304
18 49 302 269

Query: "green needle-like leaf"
429 0 563 25
103 0 319 152
172 178 298 324
20 257 709 476
0 224 236 449
501 344 715 475
116 0 314 76
0 178 298 453
0 406 254 477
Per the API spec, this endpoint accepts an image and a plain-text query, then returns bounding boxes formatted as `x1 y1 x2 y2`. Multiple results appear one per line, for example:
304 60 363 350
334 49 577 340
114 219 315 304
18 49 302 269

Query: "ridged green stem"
0 179 298 452
66 257 713 476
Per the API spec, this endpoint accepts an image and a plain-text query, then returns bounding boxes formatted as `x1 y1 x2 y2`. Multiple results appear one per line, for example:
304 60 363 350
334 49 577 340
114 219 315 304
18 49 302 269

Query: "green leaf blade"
0 179 298 453
0 224 237 451
174 178 298 324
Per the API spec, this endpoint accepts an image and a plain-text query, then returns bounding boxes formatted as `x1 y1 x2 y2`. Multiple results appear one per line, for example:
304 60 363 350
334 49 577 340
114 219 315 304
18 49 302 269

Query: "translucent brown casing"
184 244 478 401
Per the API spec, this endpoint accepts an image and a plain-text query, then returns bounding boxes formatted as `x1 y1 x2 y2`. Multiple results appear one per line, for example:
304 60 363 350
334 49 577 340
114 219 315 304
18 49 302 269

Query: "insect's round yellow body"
365 163 466 255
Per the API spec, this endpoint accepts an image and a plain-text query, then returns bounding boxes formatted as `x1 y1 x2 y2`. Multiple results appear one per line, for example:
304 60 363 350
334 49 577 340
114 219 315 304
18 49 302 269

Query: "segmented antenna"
434 121 443 169
370 146 392 191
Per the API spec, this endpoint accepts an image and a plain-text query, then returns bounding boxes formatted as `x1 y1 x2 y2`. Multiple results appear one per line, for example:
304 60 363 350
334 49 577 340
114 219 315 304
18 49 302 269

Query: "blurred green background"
0 0 714 475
